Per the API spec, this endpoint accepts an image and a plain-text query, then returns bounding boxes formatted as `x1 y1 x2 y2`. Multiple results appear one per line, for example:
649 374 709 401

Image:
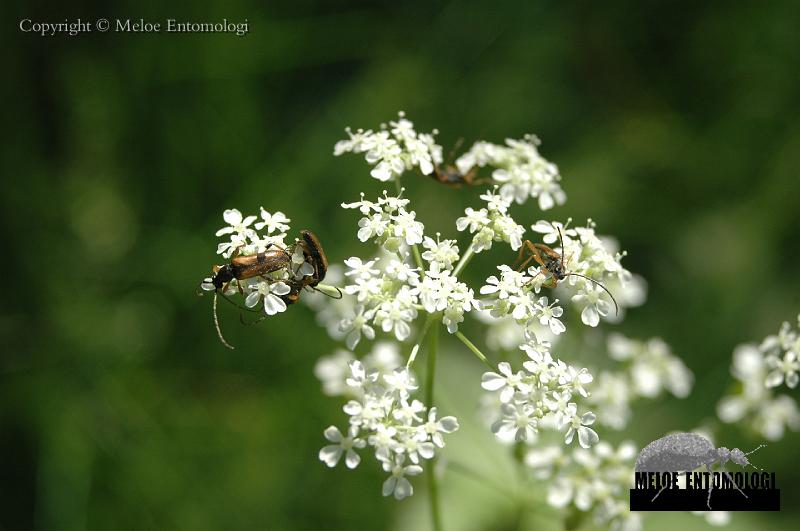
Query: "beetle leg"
516 240 548 272
461 167 478 186
240 313 268 326
464 167 493 186
515 240 534 270
261 241 292 261
721 466 748 500
650 482 669 502
446 138 464 164
705 463 715 509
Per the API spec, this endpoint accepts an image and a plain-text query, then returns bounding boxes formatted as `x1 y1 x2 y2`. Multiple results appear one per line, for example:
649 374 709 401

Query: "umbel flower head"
315 344 459 500
334 111 443 182
308 112 661 505
717 313 800 441
480 336 599 447
525 441 642 530
334 112 565 211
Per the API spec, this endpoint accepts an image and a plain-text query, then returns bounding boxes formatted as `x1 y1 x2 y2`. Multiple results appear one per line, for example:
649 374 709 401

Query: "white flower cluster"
200 208 313 316
342 190 425 254
481 336 599 448
456 188 525 252
525 441 641 531
334 111 443 181
762 315 800 389
606 334 693 399
338 193 480 348
455 134 565 210
529 220 644 326
315 343 459 500
315 341 403 397
717 314 800 441
303 264 351 339
214 207 291 258
317 113 665 515
589 334 693 430
480 265 567 336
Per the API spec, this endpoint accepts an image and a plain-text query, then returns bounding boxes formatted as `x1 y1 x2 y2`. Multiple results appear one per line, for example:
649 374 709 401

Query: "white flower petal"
581 305 600 327
382 476 398 497
438 416 459 433
245 292 261 308
324 426 343 443
481 372 507 391
578 426 599 448
263 294 287 315
319 445 343 467
393 477 413 500
345 449 361 469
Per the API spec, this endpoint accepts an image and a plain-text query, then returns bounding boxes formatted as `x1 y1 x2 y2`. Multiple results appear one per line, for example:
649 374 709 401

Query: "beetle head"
730 448 750 466
716 446 732 466
732 444 766 469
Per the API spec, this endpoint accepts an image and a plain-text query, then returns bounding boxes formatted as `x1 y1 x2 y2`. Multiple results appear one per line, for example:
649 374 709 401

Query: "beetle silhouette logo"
632 433 775 510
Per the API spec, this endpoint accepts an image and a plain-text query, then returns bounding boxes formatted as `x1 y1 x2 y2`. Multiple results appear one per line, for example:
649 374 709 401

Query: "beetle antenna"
213 293 235 350
557 226 566 271
745 444 766 470
446 137 465 165
563 272 620 316
745 444 766 456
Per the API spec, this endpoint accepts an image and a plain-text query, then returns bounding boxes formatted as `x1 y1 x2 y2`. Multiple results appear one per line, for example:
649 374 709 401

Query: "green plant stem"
454 331 495 370
406 313 437 368
448 461 515 499
425 321 442 531
393 176 426 274
425 319 439 407
412 244 426 272
453 245 475 277
513 441 529 485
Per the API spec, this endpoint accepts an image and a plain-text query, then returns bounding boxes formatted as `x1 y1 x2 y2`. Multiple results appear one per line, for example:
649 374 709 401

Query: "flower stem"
454 331 495 370
412 243 426 272
453 245 475 277
406 313 437 368
426 317 442 531
425 317 439 407
394 176 426 275
448 461 515 498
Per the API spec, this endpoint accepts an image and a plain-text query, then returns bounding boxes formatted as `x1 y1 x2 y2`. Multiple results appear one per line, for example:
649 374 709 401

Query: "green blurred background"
3 1 799 529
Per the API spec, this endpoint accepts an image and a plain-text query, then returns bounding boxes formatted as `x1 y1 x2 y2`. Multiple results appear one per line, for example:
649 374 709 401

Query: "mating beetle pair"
201 230 337 349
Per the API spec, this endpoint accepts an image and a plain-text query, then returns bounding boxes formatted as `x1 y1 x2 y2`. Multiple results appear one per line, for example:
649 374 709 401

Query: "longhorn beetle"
210 244 291 292
201 243 292 349
238 230 342 327
516 227 619 315
635 432 765 509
